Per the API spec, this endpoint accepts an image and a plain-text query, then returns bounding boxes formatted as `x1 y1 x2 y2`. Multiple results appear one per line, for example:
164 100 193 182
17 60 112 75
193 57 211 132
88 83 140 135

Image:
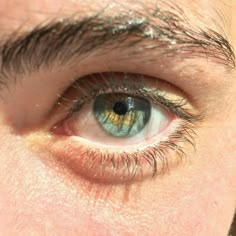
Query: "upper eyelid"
55 73 203 125
0 3 234 84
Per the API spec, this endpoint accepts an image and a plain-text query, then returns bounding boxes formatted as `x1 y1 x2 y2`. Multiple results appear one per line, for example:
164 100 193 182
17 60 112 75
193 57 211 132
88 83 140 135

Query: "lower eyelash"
61 120 198 183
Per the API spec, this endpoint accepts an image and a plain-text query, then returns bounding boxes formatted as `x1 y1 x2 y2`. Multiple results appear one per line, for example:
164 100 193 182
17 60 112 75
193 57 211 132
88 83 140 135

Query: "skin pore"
0 0 236 235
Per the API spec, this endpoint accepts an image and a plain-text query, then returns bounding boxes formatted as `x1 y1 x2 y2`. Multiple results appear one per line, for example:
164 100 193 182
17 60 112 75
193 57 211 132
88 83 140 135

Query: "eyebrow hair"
0 3 235 80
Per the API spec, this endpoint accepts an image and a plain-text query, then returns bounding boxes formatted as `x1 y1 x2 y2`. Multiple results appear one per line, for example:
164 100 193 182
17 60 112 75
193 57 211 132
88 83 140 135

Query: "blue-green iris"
93 93 151 137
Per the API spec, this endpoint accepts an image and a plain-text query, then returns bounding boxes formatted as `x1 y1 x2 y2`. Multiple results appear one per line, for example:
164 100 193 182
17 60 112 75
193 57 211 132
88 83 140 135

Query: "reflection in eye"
94 93 151 138
47 73 201 183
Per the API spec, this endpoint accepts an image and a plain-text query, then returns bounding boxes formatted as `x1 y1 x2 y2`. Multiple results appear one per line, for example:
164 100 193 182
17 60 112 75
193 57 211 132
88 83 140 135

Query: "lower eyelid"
24 119 197 184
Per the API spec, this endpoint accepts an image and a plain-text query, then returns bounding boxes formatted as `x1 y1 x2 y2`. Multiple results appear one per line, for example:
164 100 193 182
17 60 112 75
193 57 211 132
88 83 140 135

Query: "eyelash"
57 73 199 122
50 73 202 182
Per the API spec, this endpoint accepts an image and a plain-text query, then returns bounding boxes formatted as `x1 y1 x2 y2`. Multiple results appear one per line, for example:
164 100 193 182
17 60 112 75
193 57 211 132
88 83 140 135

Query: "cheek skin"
0 115 235 236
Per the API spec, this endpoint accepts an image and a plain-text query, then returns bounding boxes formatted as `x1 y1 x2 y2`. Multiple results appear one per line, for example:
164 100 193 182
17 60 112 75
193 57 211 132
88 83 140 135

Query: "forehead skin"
0 0 234 30
0 0 236 236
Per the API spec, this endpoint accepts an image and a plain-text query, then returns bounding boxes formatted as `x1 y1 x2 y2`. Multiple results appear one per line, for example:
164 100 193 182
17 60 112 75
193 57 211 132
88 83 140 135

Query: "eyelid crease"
53 73 203 127
0 1 234 84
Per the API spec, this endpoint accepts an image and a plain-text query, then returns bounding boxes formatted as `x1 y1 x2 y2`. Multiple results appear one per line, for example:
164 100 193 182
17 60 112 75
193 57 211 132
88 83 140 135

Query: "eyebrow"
0 4 235 80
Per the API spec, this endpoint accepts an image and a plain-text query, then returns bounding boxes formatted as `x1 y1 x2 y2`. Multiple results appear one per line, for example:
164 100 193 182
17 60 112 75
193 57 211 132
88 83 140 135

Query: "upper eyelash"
57 73 202 123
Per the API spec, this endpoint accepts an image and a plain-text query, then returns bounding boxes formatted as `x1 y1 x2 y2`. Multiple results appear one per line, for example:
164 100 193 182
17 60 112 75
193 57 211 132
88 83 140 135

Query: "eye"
61 92 171 146
32 73 201 184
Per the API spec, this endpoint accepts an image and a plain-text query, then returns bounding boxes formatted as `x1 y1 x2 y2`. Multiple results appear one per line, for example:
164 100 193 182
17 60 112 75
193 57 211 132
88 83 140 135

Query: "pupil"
113 101 128 115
